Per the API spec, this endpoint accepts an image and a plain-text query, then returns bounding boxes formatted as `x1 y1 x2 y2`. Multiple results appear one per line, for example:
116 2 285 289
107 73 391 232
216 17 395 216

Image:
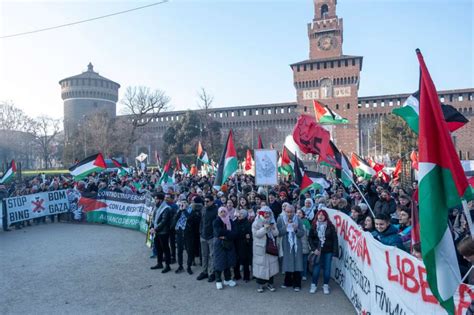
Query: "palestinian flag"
111 158 128 176
350 153 376 180
0 160 16 184
213 130 238 189
313 100 348 124
278 146 305 176
318 140 341 169
258 135 264 149
158 160 174 184
392 91 468 134
293 152 303 186
300 170 330 195
417 49 472 314
336 151 354 188
197 141 209 165
69 153 106 180
278 147 294 176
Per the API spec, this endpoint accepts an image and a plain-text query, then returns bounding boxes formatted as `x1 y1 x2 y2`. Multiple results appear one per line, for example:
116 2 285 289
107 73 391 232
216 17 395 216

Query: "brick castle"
61 0 474 162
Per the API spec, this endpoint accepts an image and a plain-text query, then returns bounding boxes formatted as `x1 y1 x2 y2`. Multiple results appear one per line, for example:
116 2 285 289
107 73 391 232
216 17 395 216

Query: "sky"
0 0 472 119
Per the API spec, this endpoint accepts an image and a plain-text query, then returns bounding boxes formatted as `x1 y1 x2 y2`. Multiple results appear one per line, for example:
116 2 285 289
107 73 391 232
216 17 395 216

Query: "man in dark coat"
268 192 282 218
165 193 178 264
196 194 218 282
150 193 173 273
374 190 396 217
173 199 200 275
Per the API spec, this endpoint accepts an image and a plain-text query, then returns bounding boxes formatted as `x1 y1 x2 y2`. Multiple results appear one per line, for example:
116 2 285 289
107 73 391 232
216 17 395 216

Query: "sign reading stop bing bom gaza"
6 190 69 224
324 208 474 315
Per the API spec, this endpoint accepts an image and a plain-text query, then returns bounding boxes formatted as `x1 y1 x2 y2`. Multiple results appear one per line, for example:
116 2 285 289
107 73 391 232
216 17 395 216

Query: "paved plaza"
0 223 354 314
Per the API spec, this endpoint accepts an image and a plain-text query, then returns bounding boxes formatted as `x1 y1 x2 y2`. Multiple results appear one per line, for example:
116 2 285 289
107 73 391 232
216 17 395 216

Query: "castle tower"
291 0 363 154
59 63 120 141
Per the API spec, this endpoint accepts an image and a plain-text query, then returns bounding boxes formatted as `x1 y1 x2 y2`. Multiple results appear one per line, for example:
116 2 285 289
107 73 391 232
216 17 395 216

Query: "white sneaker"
223 280 237 287
302 276 307 281
309 284 317 294
216 282 223 290
280 285 287 289
323 284 330 294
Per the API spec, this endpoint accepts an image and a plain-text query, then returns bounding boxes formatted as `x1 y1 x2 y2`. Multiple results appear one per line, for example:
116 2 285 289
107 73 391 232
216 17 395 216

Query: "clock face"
317 35 336 51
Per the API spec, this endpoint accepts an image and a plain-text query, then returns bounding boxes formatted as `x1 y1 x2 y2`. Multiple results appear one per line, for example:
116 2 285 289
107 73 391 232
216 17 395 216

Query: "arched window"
321 4 329 18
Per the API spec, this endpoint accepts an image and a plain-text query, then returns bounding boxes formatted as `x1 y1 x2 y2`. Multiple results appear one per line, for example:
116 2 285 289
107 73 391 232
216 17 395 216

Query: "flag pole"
342 168 376 218
461 265 473 283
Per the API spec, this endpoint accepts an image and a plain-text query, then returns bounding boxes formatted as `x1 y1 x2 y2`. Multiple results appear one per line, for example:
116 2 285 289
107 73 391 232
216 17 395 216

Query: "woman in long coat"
252 206 279 293
213 207 237 290
277 204 304 291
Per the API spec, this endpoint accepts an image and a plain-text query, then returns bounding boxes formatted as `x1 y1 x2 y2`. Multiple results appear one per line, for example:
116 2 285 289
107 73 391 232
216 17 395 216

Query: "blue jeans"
311 252 333 285
302 254 309 278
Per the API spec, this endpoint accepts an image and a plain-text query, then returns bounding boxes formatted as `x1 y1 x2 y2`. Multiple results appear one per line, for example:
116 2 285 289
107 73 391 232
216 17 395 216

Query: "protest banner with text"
325 208 474 315
74 190 154 233
6 190 69 224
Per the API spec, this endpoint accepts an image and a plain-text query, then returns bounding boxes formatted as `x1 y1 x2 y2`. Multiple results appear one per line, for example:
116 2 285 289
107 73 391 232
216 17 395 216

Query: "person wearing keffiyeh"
277 204 304 292
308 209 338 294
173 200 200 275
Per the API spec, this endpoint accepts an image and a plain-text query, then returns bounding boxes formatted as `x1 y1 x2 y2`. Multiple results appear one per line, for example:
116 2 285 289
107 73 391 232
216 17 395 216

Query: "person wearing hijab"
252 206 279 293
234 209 253 281
301 198 316 222
226 199 237 221
277 204 304 292
308 209 338 294
213 207 237 290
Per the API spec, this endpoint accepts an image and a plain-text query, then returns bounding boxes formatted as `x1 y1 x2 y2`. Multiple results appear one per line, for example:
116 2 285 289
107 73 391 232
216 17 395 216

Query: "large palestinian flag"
313 100 348 124
69 153 106 180
0 160 16 184
416 49 472 314
158 159 174 184
350 153 376 180
392 91 468 134
300 170 330 195
213 130 238 189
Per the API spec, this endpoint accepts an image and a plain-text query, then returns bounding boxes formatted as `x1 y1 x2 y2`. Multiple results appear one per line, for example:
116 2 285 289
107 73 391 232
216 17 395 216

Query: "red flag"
258 135 264 149
392 159 402 180
318 140 341 169
410 150 419 170
190 165 198 176
292 114 330 157
175 156 182 172
244 149 252 171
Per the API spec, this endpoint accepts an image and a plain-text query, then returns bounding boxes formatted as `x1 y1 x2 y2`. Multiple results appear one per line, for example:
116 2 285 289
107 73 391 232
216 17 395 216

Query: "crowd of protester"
2 168 473 291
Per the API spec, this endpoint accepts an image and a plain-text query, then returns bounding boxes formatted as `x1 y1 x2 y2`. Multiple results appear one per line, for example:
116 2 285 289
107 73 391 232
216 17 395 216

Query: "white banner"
6 190 69 224
325 208 474 315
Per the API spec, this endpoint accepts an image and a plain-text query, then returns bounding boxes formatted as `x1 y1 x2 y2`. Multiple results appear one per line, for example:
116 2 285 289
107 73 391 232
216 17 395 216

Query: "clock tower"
291 0 363 154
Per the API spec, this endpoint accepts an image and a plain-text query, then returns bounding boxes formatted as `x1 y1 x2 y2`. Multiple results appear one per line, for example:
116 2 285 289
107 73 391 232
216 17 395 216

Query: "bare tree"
0 100 35 132
196 88 219 155
31 116 61 169
120 86 170 155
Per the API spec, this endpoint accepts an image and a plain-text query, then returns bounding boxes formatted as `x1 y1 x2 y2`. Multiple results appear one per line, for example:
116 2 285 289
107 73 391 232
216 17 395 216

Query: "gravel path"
0 223 355 314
